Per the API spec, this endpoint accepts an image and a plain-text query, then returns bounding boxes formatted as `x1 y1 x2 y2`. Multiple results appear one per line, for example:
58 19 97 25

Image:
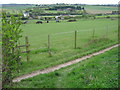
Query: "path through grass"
8 46 119 88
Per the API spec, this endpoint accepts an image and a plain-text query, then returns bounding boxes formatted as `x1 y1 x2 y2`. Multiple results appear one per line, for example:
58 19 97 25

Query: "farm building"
23 12 30 17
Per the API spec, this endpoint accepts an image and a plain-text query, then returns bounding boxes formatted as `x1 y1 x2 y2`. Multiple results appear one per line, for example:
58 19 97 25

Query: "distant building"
57 9 63 11
112 11 120 14
69 15 76 17
38 16 42 19
23 12 30 17
64 8 73 11
55 16 59 20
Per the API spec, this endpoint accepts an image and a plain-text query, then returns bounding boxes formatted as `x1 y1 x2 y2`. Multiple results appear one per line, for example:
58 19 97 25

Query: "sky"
0 0 119 4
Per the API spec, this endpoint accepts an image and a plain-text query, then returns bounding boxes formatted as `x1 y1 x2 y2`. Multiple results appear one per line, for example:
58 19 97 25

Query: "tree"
77 6 81 10
2 12 22 86
82 7 85 10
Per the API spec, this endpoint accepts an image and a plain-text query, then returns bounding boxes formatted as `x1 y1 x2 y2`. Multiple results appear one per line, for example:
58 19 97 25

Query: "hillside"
6 47 119 88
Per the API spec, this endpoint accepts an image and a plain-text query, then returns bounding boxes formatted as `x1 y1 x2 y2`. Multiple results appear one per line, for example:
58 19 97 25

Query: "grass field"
1 5 33 10
7 46 119 88
10 18 118 78
85 5 117 11
96 15 119 18
84 5 117 14
20 18 118 49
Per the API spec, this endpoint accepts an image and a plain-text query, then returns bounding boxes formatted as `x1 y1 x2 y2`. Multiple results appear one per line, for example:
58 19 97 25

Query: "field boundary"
12 44 120 82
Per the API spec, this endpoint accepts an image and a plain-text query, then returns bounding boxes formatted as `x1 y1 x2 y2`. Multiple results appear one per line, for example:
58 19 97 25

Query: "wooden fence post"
75 31 77 49
106 25 108 38
48 35 52 56
48 35 50 50
25 36 30 61
93 28 95 40
119 25 120 43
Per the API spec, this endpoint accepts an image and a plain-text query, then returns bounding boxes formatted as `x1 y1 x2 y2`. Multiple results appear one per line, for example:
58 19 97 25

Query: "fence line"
18 24 117 59
17 36 30 61
22 32 116 54
50 25 117 36
26 28 114 51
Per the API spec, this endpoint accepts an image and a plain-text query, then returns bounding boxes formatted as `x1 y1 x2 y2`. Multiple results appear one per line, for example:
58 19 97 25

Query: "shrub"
2 12 23 86
106 16 111 18
21 17 28 20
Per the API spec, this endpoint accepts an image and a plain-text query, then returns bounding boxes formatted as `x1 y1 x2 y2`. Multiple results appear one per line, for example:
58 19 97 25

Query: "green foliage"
21 17 28 20
106 15 111 18
2 12 22 86
27 7 45 16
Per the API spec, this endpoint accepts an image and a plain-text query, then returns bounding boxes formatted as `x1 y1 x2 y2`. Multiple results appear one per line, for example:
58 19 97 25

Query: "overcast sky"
0 0 119 4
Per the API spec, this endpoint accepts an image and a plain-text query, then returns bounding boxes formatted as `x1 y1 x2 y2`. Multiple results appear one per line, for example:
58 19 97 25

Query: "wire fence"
19 24 118 60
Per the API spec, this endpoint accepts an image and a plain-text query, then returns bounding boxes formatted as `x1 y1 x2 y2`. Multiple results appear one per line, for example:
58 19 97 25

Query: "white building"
23 12 30 18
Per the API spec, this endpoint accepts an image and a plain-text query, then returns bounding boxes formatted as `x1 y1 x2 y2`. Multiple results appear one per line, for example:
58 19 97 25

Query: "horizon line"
0 3 119 5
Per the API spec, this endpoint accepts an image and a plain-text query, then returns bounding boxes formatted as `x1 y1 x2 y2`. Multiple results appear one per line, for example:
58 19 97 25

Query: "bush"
74 15 82 19
96 14 103 16
67 19 77 22
21 17 28 20
64 16 72 19
106 16 111 18
2 12 22 86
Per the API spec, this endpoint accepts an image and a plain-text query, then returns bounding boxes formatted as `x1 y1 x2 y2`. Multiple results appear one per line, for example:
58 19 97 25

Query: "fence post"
48 35 52 56
92 28 95 40
106 25 108 38
119 25 120 43
25 36 30 61
75 30 77 49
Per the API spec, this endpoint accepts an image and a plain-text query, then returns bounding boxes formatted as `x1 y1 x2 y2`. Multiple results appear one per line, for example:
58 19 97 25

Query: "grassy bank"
7 46 119 88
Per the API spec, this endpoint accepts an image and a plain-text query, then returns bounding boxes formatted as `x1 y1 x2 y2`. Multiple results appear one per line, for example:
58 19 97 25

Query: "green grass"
20 19 118 49
20 18 118 51
85 5 117 12
8 47 119 88
11 18 118 78
1 5 34 10
45 10 66 13
85 5 117 11
96 15 119 18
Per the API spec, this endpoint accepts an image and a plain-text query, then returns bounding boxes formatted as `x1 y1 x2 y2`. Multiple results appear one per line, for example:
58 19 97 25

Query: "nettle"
2 12 22 86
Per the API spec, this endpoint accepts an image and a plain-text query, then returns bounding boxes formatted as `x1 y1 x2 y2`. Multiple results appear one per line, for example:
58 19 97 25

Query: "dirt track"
12 44 120 82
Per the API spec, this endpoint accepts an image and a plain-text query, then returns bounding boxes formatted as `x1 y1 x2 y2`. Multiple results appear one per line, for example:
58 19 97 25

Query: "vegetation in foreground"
6 47 118 88
2 13 22 86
